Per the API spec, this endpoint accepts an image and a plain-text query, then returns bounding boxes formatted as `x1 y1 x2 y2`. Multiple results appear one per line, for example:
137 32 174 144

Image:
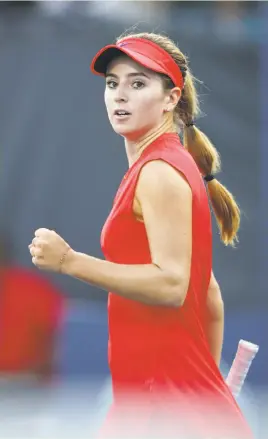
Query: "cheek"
135 93 164 118
104 90 112 115
136 86 164 107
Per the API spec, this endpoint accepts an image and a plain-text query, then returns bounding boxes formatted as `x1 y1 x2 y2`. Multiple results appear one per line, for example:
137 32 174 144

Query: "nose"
114 85 128 103
115 95 128 103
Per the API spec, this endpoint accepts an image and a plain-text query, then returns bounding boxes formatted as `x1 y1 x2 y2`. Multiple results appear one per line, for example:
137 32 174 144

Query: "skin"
104 56 180 166
29 56 224 364
205 273 224 367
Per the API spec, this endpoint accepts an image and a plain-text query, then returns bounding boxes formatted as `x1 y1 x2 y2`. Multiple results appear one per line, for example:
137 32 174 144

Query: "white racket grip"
226 339 259 398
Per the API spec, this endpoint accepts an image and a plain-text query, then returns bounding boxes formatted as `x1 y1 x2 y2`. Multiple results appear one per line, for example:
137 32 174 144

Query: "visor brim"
91 46 123 75
90 44 172 79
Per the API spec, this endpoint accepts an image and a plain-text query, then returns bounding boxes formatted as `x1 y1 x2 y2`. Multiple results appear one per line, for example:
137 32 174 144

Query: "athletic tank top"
100 133 253 438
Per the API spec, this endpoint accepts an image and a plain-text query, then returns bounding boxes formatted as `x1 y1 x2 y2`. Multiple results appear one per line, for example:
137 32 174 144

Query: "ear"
164 87 181 112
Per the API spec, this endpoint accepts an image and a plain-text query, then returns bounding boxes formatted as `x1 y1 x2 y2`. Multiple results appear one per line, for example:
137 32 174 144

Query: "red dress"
100 133 253 438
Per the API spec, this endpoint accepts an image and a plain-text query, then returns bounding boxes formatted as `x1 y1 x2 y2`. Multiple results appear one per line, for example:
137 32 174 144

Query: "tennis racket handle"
226 339 259 397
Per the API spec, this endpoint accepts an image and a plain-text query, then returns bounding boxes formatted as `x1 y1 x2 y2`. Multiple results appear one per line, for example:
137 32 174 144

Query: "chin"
112 124 149 141
112 125 135 138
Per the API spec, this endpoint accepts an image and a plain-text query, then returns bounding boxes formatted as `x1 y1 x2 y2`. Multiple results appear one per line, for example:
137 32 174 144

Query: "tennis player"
29 32 253 438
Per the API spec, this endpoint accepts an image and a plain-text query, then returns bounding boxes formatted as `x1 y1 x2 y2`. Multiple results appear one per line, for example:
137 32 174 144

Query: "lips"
114 109 131 116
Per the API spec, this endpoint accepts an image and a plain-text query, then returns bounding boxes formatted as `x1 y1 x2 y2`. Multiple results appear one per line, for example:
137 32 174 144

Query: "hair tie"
185 121 194 128
204 174 215 183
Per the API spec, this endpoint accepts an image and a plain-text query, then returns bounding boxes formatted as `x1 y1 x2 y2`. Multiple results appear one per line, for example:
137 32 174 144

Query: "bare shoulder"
136 159 192 201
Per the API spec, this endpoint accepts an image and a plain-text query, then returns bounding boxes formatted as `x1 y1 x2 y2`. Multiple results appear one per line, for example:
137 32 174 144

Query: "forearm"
63 250 183 307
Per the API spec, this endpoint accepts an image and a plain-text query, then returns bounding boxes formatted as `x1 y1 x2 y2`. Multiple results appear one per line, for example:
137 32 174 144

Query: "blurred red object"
0 265 63 380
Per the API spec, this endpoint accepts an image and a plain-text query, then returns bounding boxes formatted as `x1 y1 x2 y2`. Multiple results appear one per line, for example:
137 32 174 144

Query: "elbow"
164 272 189 308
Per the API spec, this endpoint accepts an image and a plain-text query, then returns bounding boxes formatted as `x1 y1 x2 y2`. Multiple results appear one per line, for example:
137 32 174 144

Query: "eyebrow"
105 72 150 79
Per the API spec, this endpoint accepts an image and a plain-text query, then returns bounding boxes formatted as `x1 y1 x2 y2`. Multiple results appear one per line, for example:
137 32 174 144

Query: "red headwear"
90 37 184 90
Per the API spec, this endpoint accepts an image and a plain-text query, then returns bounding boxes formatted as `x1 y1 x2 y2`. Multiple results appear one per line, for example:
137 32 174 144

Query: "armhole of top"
126 157 193 222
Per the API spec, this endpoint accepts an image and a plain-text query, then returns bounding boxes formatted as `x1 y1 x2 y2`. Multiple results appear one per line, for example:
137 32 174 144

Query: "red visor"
90 37 184 90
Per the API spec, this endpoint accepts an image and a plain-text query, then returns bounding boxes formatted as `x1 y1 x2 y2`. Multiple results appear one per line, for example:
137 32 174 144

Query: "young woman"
29 32 252 438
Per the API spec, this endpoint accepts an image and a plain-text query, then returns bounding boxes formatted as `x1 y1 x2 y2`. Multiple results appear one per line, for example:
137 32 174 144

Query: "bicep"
136 160 192 295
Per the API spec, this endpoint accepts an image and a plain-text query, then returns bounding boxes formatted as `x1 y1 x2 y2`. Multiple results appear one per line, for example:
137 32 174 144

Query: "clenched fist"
29 228 72 272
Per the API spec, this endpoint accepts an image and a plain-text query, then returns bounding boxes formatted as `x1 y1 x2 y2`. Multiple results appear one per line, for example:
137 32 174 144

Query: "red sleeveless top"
100 133 252 437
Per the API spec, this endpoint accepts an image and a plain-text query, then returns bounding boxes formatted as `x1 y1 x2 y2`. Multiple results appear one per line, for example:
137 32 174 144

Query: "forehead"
106 55 155 78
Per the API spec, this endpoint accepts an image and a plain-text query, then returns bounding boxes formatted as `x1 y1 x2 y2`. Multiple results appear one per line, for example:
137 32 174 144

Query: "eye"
106 80 117 89
132 80 145 89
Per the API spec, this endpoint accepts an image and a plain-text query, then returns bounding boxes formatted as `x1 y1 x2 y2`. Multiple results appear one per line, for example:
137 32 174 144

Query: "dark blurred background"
0 1 266 437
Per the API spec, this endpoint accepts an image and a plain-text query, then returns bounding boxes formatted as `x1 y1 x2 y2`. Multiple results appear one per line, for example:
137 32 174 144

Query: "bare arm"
63 160 192 307
205 272 224 367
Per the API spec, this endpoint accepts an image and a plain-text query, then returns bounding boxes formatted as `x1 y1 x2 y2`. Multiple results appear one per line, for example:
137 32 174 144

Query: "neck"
124 113 176 167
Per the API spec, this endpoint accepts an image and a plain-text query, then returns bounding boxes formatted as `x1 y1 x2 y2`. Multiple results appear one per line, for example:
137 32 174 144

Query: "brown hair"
117 32 240 246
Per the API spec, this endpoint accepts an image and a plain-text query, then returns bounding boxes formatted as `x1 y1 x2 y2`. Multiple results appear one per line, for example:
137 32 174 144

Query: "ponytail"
184 125 240 246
